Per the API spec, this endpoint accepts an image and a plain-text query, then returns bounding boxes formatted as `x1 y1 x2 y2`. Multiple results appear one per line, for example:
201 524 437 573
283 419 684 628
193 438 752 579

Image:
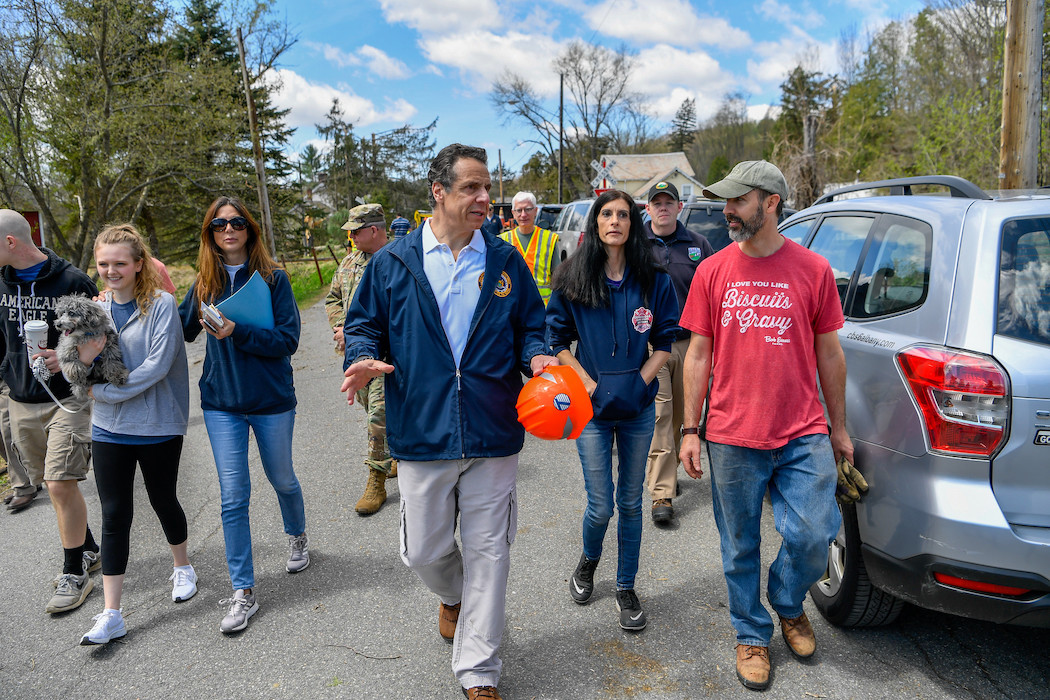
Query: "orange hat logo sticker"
516 365 593 440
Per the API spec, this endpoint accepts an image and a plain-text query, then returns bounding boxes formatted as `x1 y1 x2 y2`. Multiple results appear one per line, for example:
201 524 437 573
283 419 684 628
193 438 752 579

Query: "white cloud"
359 46 411 80
303 41 360 69
304 41 411 80
419 31 565 96
269 69 417 131
378 0 501 34
759 0 825 28
747 103 780 122
583 0 749 49
633 45 734 119
746 29 837 91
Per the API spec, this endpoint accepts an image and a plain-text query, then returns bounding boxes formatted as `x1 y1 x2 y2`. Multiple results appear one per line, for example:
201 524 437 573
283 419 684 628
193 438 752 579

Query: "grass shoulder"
164 259 339 311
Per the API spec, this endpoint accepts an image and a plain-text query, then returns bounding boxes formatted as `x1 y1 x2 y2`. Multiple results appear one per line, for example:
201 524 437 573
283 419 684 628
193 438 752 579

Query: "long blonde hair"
94 224 163 316
194 196 278 304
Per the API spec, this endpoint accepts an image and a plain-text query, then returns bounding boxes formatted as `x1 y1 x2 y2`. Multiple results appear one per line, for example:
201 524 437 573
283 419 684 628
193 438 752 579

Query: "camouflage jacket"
324 250 372 329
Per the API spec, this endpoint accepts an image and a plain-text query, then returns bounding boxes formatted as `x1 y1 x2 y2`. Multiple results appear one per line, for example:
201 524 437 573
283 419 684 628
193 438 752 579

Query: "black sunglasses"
209 216 248 233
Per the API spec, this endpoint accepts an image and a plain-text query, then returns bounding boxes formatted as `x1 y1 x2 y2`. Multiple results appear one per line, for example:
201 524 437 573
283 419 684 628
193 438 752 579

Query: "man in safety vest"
500 192 559 305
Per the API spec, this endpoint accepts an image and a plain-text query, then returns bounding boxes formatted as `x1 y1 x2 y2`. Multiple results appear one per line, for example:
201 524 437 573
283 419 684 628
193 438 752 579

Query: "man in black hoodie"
0 209 100 614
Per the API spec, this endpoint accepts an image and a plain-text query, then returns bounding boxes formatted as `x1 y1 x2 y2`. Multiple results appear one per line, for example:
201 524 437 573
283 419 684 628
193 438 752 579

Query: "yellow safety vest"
501 226 557 305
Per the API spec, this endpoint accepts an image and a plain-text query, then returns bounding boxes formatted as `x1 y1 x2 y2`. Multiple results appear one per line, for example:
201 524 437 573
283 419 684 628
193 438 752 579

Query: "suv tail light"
896 346 1009 456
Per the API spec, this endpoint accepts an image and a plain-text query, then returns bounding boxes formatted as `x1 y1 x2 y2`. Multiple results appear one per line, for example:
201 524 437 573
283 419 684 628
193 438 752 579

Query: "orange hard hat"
516 365 593 440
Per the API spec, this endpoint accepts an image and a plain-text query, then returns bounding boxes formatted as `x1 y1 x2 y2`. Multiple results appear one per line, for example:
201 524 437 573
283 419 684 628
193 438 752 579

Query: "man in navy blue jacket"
341 144 557 700
643 182 714 525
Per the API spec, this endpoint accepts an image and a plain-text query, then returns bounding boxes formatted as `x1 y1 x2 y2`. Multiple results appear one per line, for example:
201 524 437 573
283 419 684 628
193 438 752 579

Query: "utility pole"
558 73 564 203
998 0 1043 189
236 28 275 254
498 148 504 204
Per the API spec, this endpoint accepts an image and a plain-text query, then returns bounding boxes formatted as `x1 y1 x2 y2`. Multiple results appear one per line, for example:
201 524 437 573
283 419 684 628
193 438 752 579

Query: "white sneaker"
80 608 126 645
170 565 198 602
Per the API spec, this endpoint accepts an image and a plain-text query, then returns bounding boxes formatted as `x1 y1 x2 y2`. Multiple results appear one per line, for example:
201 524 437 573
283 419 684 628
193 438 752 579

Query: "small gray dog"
54 294 128 400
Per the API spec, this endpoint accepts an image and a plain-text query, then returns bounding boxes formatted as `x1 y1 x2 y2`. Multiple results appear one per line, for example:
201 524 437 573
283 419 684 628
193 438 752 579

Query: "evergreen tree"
670 98 696 152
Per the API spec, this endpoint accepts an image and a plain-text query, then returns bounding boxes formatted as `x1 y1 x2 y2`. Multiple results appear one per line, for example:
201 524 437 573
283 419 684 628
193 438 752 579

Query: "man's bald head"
0 210 34 245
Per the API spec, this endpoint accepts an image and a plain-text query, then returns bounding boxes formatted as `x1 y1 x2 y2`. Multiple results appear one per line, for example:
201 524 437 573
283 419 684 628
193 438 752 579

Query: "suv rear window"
683 204 731 250
998 216 1050 345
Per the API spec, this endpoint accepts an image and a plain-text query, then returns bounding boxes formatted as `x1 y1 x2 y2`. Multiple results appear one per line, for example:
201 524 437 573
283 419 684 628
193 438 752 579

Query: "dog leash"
31 358 78 414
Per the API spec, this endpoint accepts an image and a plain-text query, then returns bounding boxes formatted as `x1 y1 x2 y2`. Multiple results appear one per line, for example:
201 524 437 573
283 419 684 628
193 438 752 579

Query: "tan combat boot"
355 469 387 515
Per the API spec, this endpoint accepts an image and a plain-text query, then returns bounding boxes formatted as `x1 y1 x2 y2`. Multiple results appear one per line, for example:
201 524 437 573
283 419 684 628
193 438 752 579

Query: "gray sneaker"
286 533 309 573
46 569 94 614
83 549 101 574
219 589 258 634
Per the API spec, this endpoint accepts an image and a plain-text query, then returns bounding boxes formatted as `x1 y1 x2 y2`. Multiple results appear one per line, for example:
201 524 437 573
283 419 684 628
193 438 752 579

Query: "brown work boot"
735 644 770 691
354 469 387 515
388 461 397 478
462 686 501 699
439 601 460 643
779 611 816 659
651 498 673 525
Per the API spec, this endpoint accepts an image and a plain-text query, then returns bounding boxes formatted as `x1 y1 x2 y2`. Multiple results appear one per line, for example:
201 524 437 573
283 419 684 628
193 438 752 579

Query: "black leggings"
92 437 188 576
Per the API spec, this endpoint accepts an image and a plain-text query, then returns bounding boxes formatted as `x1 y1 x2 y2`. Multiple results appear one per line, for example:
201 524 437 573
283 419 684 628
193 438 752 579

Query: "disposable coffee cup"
23 319 49 361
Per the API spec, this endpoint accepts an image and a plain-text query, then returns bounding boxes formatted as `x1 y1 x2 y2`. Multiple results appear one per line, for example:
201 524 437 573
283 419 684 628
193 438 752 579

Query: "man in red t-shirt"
678 161 853 692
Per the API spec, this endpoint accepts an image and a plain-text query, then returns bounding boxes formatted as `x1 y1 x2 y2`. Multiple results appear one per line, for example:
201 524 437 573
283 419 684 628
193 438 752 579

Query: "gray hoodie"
91 292 189 437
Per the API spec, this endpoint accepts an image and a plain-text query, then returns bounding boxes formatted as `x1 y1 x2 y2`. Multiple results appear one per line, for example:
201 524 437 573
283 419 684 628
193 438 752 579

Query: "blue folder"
217 271 274 329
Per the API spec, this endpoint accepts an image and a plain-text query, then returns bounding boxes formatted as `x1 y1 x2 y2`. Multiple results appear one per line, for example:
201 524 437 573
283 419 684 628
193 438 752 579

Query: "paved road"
2 301 1049 699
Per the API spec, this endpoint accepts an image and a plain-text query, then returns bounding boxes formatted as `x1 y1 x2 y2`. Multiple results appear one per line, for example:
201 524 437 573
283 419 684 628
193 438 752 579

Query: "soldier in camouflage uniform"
324 204 395 515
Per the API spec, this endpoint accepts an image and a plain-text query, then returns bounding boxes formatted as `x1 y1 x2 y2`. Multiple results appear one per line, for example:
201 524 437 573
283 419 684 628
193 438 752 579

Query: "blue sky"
267 0 923 177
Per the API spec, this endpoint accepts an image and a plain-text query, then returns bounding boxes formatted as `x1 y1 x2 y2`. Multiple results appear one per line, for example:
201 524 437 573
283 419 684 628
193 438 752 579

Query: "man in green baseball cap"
681 159 855 690
325 203 395 515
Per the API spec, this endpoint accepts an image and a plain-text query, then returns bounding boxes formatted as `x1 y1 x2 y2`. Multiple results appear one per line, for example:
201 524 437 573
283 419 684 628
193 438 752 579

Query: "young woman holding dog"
77 224 194 646
545 190 678 632
179 196 308 635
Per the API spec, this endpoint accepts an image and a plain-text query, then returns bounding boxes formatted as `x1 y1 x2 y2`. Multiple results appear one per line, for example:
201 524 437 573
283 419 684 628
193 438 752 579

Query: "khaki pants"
645 337 689 500
398 455 518 690
8 395 92 483
0 383 34 496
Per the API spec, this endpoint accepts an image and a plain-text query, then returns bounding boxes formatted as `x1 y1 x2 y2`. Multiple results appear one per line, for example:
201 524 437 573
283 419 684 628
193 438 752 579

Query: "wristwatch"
681 426 700 436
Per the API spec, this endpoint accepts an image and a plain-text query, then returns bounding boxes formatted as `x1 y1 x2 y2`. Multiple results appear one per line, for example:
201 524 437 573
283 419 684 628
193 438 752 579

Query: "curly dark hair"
551 190 660 308
427 144 488 208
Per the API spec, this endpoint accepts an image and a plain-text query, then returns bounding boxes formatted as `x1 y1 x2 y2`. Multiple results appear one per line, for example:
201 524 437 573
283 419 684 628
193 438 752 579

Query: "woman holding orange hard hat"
545 189 678 632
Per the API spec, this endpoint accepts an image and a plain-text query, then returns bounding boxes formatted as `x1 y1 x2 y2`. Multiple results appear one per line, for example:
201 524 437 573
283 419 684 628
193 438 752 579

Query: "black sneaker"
570 553 599 604
616 589 647 631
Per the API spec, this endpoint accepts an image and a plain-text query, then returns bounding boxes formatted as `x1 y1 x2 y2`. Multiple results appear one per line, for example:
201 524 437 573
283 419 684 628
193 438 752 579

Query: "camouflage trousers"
355 376 393 475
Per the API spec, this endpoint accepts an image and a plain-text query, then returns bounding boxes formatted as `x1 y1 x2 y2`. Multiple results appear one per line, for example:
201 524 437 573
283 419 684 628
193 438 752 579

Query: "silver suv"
779 176 1050 628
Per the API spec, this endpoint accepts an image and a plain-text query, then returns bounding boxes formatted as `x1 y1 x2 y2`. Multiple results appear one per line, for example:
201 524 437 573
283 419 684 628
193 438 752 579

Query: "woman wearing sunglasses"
179 196 309 635
545 190 678 632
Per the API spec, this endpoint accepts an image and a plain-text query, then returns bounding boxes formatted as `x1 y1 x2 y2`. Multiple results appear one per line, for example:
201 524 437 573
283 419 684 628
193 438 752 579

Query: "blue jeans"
204 409 306 590
575 402 655 590
707 433 840 646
